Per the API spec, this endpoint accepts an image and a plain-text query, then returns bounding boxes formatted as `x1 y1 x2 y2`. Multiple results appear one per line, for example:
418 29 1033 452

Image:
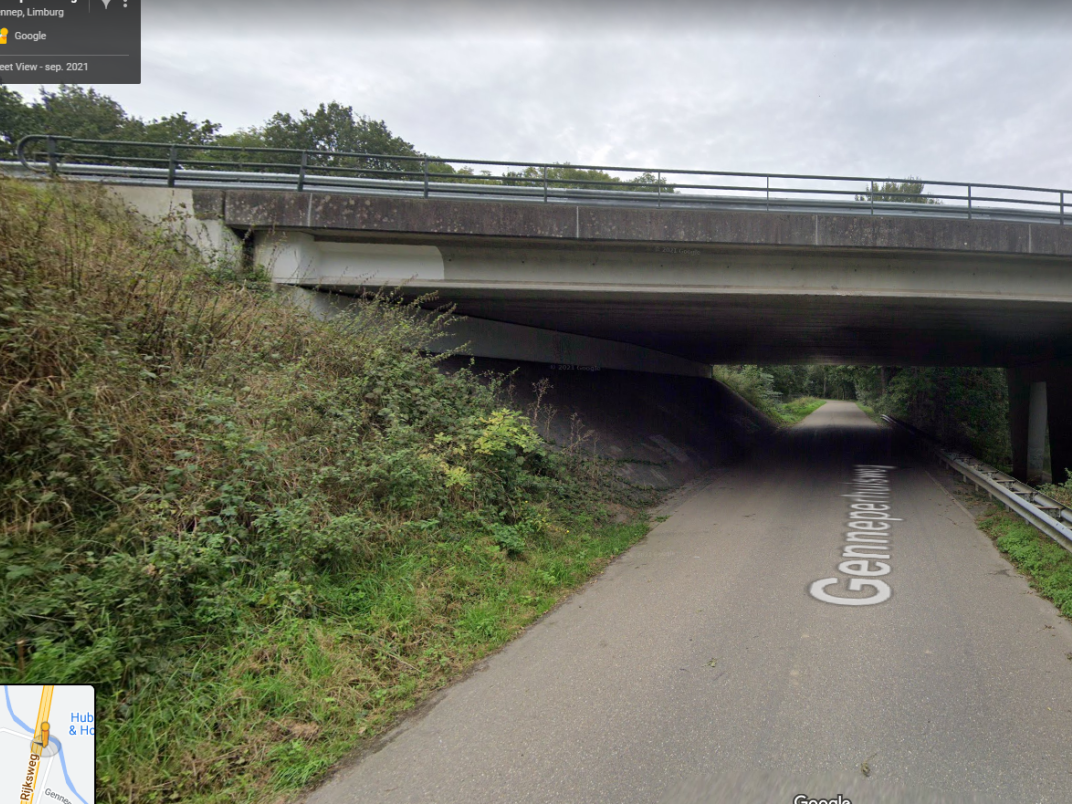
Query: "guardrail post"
543 166 548 202
657 171 662 208
46 135 59 175
1062 191 1065 225
166 144 178 187
870 181 874 216
967 185 972 220
297 150 308 192
766 176 770 212
423 158 429 198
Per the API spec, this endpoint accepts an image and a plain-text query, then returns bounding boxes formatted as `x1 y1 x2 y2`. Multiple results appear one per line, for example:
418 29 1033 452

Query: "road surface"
306 401 1072 804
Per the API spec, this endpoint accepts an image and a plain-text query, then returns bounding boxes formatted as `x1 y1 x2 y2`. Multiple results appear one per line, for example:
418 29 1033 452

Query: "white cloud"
16 0 1072 189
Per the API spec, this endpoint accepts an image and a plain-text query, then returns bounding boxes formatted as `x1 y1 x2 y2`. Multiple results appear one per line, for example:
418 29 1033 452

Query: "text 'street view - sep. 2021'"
0 0 140 84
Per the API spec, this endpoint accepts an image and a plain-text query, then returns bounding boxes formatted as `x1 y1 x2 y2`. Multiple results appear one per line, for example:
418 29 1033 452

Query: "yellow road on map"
22 685 54 804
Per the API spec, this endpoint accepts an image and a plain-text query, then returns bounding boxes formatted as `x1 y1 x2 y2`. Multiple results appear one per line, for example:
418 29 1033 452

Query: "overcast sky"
14 0 1072 189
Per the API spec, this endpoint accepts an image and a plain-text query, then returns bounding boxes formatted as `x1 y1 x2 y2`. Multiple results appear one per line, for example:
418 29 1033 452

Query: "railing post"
766 176 770 212
167 144 178 187
967 185 972 220
657 171 662 208
423 158 429 198
297 150 308 192
46 135 59 175
543 166 548 202
1061 191 1065 225
870 181 874 216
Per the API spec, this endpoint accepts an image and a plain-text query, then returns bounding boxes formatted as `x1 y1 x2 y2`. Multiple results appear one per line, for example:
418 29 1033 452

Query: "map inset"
2 685 94 804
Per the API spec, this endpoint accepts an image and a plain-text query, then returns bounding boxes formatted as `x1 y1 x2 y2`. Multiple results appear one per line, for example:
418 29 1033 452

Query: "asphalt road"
306 401 1072 804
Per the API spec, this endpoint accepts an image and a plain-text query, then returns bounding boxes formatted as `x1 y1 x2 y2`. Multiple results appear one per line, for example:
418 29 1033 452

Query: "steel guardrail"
11 134 1071 225
881 414 1072 553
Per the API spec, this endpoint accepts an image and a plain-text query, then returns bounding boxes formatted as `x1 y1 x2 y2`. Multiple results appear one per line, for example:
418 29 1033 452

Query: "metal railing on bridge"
12 134 1070 226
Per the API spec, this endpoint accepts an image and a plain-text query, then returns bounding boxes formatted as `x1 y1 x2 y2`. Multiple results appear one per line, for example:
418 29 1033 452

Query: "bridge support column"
1008 368 1032 481
1027 381 1048 484
1047 368 1072 487
1009 365 1072 486
1008 369 1048 483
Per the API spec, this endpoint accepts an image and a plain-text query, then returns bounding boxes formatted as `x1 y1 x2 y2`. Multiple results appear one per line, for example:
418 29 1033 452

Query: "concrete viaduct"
101 184 1072 486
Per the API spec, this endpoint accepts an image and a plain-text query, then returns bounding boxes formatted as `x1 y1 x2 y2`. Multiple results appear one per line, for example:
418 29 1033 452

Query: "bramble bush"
0 178 651 802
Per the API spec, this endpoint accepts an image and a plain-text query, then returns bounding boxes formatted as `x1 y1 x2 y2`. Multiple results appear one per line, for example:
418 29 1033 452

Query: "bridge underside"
115 185 1072 483
315 283 1072 367
264 233 1072 368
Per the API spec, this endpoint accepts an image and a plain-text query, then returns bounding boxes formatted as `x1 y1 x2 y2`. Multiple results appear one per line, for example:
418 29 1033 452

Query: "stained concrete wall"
437 356 773 488
107 185 244 262
220 189 1072 258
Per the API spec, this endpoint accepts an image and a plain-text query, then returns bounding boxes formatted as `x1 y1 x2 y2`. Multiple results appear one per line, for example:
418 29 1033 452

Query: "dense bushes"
0 178 651 801
872 367 1010 466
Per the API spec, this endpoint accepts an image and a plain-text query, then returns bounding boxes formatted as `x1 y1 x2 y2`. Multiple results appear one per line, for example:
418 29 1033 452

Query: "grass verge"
775 396 826 426
978 507 1072 618
0 178 659 803
709 368 826 426
99 515 651 801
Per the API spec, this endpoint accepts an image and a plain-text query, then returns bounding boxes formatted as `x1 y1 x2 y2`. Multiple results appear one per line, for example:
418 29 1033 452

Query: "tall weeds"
0 178 648 802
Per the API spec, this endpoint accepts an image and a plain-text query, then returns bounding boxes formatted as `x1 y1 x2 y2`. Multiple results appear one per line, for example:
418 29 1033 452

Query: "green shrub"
0 178 653 803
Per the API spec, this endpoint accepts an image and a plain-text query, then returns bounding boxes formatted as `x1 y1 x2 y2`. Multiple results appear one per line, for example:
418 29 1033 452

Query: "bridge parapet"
221 188 1072 258
12 134 1072 227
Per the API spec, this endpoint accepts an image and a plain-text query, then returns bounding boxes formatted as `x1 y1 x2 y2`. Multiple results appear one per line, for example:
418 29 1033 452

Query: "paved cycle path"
306 401 1072 804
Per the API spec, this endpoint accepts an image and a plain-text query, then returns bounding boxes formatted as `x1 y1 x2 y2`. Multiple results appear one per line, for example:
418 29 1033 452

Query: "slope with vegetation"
0 177 660 802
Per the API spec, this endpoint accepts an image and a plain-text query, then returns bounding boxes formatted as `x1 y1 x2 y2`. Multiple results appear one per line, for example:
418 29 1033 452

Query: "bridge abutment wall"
106 185 244 264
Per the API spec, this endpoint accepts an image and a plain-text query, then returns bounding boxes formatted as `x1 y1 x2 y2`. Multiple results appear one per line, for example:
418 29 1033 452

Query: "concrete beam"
258 231 445 285
280 287 713 378
250 231 1072 366
217 189 1072 258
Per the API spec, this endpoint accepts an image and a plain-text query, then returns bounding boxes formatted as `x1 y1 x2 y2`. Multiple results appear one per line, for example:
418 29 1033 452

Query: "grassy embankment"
0 179 660 802
711 366 825 426
777 396 827 425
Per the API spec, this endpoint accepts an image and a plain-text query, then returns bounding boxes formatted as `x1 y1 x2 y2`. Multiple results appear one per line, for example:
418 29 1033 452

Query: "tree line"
0 84 667 191
720 364 1009 467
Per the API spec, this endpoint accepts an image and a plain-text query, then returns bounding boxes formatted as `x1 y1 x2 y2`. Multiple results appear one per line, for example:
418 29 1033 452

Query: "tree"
0 85 138 162
249 102 422 176
0 87 34 159
0 85 220 165
882 367 1009 465
856 177 939 204
807 365 857 399
141 112 221 146
502 163 672 194
34 85 135 140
